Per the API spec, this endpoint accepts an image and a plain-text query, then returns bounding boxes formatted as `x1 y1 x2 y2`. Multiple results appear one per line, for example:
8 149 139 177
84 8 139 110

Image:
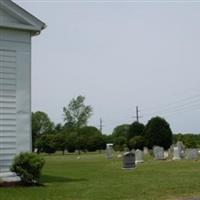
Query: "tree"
128 136 145 150
36 134 57 154
112 124 130 139
54 123 63 133
54 133 67 155
63 96 93 130
103 134 114 144
78 126 101 138
144 116 172 149
66 132 77 153
77 126 103 153
32 111 54 151
86 134 106 152
173 133 199 148
75 135 88 154
128 122 145 139
113 136 127 151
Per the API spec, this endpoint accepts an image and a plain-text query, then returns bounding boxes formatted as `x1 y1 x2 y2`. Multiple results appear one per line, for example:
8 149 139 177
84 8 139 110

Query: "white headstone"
172 141 185 160
143 147 149 155
135 149 144 164
106 143 113 159
164 151 169 159
177 141 185 159
173 147 181 160
153 146 164 160
185 149 199 160
117 154 122 159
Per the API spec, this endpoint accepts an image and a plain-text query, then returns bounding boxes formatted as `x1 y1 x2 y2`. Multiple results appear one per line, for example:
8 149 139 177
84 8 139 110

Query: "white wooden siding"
0 29 31 173
0 49 16 172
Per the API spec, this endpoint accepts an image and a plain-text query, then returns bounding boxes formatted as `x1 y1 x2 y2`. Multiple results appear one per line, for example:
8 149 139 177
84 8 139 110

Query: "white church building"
0 0 45 173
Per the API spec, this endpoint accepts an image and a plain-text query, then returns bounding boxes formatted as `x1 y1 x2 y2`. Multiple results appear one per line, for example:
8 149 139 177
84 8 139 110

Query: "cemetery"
0 150 200 200
1 1 200 200
0 137 200 200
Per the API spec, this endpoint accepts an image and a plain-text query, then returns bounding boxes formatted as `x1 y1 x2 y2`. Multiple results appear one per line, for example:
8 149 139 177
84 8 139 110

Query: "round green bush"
10 152 45 185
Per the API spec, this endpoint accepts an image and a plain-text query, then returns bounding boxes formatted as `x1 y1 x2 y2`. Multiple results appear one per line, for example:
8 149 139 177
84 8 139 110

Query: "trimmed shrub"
10 152 45 185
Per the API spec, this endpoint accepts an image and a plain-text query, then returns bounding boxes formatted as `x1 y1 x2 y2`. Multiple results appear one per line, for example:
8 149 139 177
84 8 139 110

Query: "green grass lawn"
1 153 200 200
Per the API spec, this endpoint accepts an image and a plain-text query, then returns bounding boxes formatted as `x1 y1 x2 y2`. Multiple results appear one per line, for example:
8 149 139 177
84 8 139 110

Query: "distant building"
0 0 46 172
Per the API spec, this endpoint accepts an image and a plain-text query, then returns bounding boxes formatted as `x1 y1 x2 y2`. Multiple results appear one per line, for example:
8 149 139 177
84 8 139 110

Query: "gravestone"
185 149 199 160
122 152 135 169
131 149 135 154
135 149 144 164
106 143 113 159
173 141 185 160
143 147 149 155
177 141 185 159
168 148 173 159
153 146 164 160
173 147 181 160
117 154 122 159
169 144 175 156
164 151 169 159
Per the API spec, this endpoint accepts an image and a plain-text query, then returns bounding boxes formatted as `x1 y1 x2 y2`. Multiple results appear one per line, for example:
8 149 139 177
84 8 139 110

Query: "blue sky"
14 0 200 134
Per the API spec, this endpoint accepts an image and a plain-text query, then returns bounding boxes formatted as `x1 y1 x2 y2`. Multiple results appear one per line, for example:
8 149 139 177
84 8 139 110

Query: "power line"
142 93 200 114
143 100 200 116
153 103 200 117
142 102 200 119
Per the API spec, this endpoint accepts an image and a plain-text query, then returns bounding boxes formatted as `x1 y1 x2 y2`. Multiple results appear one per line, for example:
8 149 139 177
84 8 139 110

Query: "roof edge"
0 0 46 34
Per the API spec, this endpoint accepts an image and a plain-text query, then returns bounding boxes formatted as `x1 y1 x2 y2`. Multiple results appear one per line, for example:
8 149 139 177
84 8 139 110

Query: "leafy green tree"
128 122 145 139
103 134 114 144
75 135 88 154
78 126 101 137
173 133 199 148
63 96 93 130
113 136 127 151
76 126 103 153
32 111 54 151
63 122 75 132
128 136 145 150
144 116 172 149
37 134 57 154
54 133 67 154
54 123 63 133
112 124 130 139
184 136 197 148
66 132 77 153
86 134 106 152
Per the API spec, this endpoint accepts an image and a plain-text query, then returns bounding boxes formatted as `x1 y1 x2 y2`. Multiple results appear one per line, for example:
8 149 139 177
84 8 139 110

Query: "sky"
13 0 200 134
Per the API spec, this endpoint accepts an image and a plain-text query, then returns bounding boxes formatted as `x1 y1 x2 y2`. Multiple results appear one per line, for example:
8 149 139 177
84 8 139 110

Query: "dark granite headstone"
122 152 135 169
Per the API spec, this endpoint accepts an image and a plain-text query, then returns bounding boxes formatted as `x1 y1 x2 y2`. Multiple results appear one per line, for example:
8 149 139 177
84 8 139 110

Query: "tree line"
32 95 199 154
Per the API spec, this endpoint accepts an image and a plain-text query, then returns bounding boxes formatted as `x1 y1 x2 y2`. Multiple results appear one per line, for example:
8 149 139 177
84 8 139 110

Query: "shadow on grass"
41 175 87 184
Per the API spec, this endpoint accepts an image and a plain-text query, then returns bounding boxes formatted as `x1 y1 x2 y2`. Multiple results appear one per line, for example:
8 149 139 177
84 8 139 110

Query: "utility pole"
99 118 103 133
133 106 142 122
136 106 139 122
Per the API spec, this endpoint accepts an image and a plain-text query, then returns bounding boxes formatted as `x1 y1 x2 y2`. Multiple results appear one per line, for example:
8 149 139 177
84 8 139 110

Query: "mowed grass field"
1 153 200 200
